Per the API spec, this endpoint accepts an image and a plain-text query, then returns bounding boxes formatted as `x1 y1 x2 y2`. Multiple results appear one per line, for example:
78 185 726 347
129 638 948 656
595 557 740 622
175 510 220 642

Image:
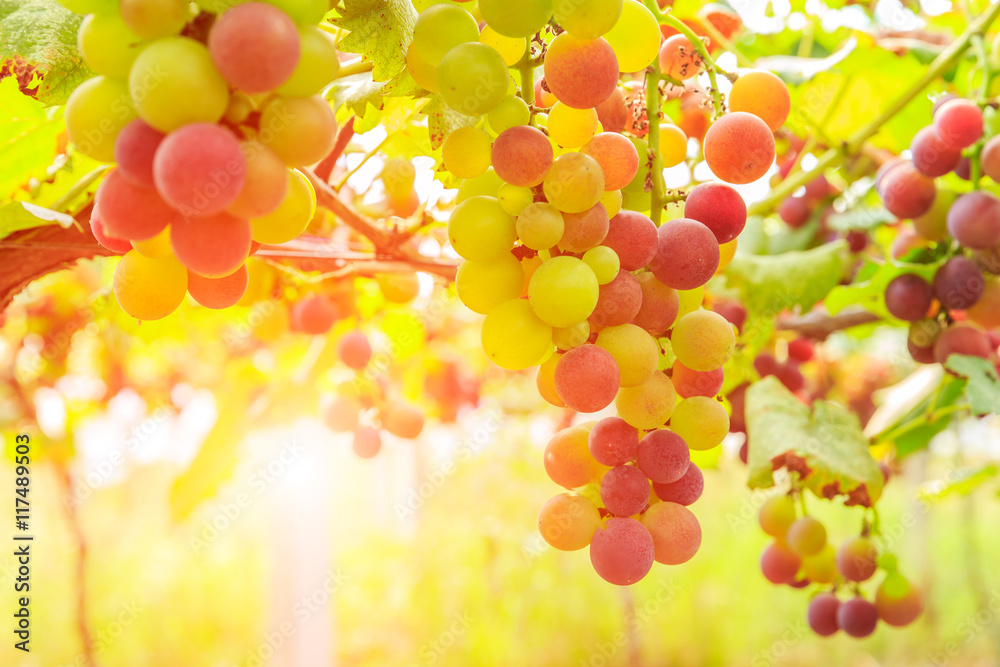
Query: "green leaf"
945 355 1000 415
825 258 942 318
746 377 884 506
826 205 896 232
423 97 477 150
0 0 92 106
332 0 417 84
329 71 386 116
726 240 850 318
0 76 63 198
754 37 857 85
919 465 998 503
0 200 74 238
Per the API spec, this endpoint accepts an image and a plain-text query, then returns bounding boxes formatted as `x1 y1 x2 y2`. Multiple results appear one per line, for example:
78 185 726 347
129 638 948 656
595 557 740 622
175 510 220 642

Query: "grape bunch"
758 493 923 638
410 2 784 583
876 97 1000 364
63 0 338 319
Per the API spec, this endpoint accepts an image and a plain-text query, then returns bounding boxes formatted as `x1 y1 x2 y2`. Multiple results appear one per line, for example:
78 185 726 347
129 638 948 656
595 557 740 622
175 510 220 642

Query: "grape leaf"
423 97 477 150
329 71 386 116
726 240 851 318
0 77 64 199
746 377 884 506
332 0 417 84
945 355 1000 416
0 0 91 106
826 205 896 232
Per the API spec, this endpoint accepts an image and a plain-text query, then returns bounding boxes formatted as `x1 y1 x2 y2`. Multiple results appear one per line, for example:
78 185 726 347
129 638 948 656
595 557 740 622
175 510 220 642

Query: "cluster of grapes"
876 97 1000 364
325 383 427 459
758 494 923 638
405 1 788 584
63 0 339 319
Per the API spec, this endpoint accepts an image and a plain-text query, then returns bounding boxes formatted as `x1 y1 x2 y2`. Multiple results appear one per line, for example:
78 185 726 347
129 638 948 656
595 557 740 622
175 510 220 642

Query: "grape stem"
645 64 667 224
336 57 375 78
50 165 110 214
874 403 971 445
749 0 1000 216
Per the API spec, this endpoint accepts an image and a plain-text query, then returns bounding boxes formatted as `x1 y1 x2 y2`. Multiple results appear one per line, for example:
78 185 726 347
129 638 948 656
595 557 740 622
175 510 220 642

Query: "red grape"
600 465 650 517
554 344 621 412
590 517 655 585
651 462 703 506
602 210 658 270
683 182 747 243
649 218 720 290
589 417 640 467
636 428 689 484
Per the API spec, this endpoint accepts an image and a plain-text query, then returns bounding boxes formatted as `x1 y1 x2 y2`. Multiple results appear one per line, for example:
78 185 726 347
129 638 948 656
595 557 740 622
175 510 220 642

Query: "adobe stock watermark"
188 437 305 553
578 579 680 667
405 611 474 666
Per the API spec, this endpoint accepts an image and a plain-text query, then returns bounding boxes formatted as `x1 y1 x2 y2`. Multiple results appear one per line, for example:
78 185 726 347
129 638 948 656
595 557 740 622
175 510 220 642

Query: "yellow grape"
582 246 619 285
543 152 605 213
456 168 504 202
717 238 737 274
65 76 137 162
527 256 600 328
437 43 509 116
479 0 553 38
597 323 658 387
659 123 688 168
487 95 531 135
480 25 528 67
78 12 145 79
131 226 172 258
497 183 534 216
548 103 600 148
553 0 624 39
448 196 517 261
251 169 316 244
381 158 416 200
600 189 623 217
481 298 553 370
406 42 439 93
538 493 601 551
412 4 480 66
456 254 525 314
516 202 565 251
259 95 338 167
603 0 660 73
113 251 187 320
278 27 340 97
128 37 229 132
259 0 328 25
671 310 735 371
442 127 492 179
676 286 705 320
553 321 591 350
537 354 567 407
670 396 729 450
615 371 676 429
120 0 191 39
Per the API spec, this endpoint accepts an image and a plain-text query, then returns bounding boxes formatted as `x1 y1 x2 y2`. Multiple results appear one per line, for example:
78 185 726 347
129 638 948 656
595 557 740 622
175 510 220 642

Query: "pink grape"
636 428 690 484
338 330 372 369
491 125 554 187
761 541 801 584
590 517 655 585
600 465 651 517
581 133 639 190
602 210 658 270
649 218 720 290
291 295 339 334
352 425 382 459
631 273 678 336
543 33 619 110
808 593 841 637
114 118 165 189
878 161 936 220
560 203 610 252
90 207 133 253
933 256 984 311
208 2 300 92
640 501 701 565
589 269 643 330
154 123 247 216
671 361 723 398
97 169 179 241
934 98 983 149
837 597 879 638
588 417 639 467
910 126 961 177
170 212 252 278
683 182 747 243
946 191 1000 249
554 344 621 412
187 265 249 309
651 462 703 506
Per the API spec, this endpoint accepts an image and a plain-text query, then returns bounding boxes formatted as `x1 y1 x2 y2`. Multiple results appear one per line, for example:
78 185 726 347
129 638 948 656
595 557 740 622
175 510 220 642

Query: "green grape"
250 169 315 244
456 168 505 202
128 37 229 132
481 298 553 370
58 0 118 13
615 371 676 430
456 254 525 314
437 43 510 116
381 158 417 200
65 76 137 162
553 321 590 350
670 396 729 451
487 95 531 135
582 246 619 284
671 310 735 372
527 256 600 328
412 5 480 66
406 42 439 92
442 127 492 179
78 12 145 78
260 0 328 25
603 0 660 73
516 202 565 251
120 0 191 39
113 251 188 321
278 27 340 96
676 286 705 320
596 323 658 387
479 0 553 38
448 196 517 261
553 0 623 39
547 102 600 148
599 189 622 217
480 26 528 67
498 183 534 216
543 152 605 213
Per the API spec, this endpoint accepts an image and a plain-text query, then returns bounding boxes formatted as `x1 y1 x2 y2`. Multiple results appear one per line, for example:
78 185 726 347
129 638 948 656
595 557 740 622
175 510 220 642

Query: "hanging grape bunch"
877 97 1000 364
65 0 337 318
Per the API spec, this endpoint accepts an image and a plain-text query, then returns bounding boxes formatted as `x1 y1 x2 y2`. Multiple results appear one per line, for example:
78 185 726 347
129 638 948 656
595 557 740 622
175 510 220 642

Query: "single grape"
636 429 689 484
683 182 747 244
274 27 340 96
548 103 601 148
545 425 608 489
596 324 658 387
352 425 381 459
670 396 729 451
657 34 702 80
615 372 676 430
875 572 924 627
671 361 723 399
153 122 246 216
786 516 827 557
589 269 642 330
259 95 338 166
779 196 811 228
640 501 701 565
759 496 796 538
437 43 509 116
528 256 600 328
933 256 984 311
560 203 610 253
602 210 657 271
208 2 300 92
290 295 339 334
658 123 688 168
97 169 179 241
553 321 591 350
498 183 534 216
492 125 553 187
934 98 983 149
544 33 619 110
588 417 639 467
878 160 936 219
487 95 530 135
338 330 372 370
649 219 720 290
187 264 249 309
807 593 841 637
582 246 620 285
77 13 144 79
703 112 775 185
228 141 288 219
406 42 439 93
910 125 962 177
250 169 316 244
671 310 735 372
631 273 679 336
442 127 492 180
884 274 933 322
114 119 165 189
581 133 638 190
456 254 524 314
480 26 527 67
600 465 650 516
590 517 655 585
760 541 801 584
120 0 191 39
543 152 606 214
603 0 660 72
90 208 133 254
113 251 188 320
553 0 623 38
382 404 425 438
946 191 1000 249
65 76 137 162
837 536 878 582
554 344 621 412
448 196 516 262
728 70 790 132
595 87 628 133
411 4 480 66
481 298 553 370
651 462 703 506
171 212 252 278
538 493 601 551
479 0 553 38
837 597 879 638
